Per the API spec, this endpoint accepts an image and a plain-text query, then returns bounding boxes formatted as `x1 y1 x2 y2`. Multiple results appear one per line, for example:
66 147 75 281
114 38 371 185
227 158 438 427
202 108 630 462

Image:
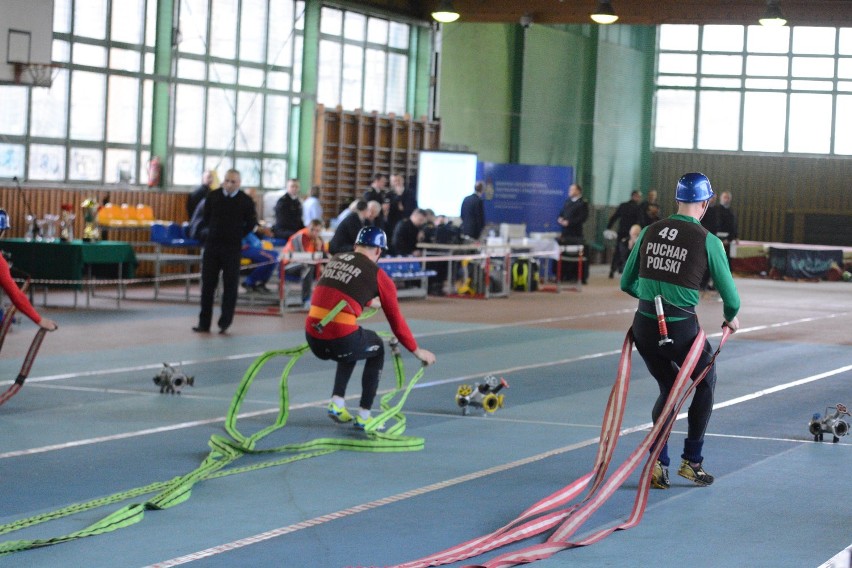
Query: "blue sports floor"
1 268 850 568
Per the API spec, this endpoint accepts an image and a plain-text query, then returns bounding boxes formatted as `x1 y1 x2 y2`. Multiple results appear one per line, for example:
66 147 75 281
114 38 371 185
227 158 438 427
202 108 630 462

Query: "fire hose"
393 325 732 568
0 308 426 555
0 276 49 408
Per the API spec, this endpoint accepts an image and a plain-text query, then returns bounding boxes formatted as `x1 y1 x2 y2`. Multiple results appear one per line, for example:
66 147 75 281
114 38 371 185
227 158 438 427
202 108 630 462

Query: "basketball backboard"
1 0 54 85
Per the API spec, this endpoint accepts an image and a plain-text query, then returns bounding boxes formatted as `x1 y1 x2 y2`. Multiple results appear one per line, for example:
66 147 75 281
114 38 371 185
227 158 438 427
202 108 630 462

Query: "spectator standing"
363 173 388 204
607 190 643 279
272 178 304 242
640 190 661 227
460 181 486 240
302 185 324 228
556 183 590 284
715 191 738 265
362 174 391 235
386 173 415 238
193 169 257 335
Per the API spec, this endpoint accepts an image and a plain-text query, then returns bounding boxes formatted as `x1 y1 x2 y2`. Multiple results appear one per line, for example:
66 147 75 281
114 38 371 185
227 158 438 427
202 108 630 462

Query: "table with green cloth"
0 239 137 307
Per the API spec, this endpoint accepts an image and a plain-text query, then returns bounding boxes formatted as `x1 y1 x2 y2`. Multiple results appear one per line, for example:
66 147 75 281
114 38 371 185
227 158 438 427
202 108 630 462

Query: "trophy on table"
43 214 59 242
81 198 100 242
60 204 75 242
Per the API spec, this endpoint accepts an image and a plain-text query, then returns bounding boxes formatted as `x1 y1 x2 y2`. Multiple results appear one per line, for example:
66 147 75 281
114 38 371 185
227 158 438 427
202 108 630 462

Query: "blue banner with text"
478 162 573 234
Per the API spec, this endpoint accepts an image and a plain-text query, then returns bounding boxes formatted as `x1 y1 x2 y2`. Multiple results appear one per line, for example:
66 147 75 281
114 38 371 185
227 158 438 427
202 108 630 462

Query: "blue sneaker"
327 401 352 423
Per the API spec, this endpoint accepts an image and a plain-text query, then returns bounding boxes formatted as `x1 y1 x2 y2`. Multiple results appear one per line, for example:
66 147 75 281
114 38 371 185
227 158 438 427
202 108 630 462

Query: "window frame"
654 24 852 156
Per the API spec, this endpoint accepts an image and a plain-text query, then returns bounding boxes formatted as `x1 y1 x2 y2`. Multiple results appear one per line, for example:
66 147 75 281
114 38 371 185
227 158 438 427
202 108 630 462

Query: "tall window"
0 0 156 183
171 0 304 190
655 24 852 156
0 0 420 188
316 6 410 116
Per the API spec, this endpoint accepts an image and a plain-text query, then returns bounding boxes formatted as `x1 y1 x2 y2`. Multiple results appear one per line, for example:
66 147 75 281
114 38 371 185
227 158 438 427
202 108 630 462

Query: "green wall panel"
593 40 649 207
518 26 591 173
438 23 514 162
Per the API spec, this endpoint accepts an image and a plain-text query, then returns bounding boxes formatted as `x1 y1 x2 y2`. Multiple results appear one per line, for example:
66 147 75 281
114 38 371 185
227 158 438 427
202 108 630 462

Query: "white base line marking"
146 361 852 567
2 312 846 460
0 308 635 388
819 544 852 568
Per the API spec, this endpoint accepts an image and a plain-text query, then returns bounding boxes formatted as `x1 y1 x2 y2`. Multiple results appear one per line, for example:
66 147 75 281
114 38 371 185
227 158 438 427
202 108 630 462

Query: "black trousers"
610 239 629 276
632 310 717 465
306 328 385 410
198 245 241 330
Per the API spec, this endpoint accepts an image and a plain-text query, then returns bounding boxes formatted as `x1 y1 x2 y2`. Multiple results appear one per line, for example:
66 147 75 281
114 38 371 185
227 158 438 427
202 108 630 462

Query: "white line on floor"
2 312 847 461
146 360 852 567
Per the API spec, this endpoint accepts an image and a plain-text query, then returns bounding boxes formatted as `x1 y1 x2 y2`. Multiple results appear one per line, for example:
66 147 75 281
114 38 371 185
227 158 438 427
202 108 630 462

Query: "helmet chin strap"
697 199 710 221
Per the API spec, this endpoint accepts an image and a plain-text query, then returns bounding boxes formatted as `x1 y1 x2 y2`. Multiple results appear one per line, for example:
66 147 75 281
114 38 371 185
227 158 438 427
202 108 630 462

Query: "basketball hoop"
13 62 60 88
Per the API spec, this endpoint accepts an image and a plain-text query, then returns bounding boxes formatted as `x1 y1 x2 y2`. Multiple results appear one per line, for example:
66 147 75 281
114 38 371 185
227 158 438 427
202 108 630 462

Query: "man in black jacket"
557 183 590 284
607 190 643 279
328 200 378 254
460 181 485 240
272 178 304 241
392 208 427 256
193 169 258 334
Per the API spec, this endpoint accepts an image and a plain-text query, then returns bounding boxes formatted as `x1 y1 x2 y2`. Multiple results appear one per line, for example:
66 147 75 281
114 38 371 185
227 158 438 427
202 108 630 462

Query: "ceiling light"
431 0 460 24
591 1 619 24
759 1 787 26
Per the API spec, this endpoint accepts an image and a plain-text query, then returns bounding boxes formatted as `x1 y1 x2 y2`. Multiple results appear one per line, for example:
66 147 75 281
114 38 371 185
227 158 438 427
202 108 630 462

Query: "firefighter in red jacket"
305 226 436 429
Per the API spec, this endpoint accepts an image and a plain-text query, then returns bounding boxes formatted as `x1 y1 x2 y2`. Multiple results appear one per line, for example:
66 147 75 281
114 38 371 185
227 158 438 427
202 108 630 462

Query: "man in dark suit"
460 181 485 240
607 190 643 278
193 169 258 334
557 183 590 284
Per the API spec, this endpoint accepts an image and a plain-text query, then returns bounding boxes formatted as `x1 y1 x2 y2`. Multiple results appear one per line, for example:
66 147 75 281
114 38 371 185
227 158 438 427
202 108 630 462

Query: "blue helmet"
355 226 388 250
675 172 714 203
0 209 9 231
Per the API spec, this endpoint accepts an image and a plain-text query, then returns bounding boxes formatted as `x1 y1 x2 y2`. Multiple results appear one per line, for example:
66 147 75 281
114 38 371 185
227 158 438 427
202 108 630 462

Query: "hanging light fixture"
590 1 619 24
431 0 460 24
759 0 787 26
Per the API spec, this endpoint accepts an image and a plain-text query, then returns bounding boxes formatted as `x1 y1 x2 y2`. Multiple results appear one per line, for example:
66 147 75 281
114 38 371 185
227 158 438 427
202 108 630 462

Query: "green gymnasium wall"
437 22 655 215
437 24 517 164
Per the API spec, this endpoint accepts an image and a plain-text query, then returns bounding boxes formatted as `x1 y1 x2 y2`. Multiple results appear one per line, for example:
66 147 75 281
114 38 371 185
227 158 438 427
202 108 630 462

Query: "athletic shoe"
327 401 352 423
353 415 385 431
677 458 714 486
651 460 670 489
353 414 369 430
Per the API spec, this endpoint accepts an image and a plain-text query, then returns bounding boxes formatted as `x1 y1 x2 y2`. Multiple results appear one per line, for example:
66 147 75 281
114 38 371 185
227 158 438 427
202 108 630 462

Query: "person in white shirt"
302 185 324 227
